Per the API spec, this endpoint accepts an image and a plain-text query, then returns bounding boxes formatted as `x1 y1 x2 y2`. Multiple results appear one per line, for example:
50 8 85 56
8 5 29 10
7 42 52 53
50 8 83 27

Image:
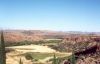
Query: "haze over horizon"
0 0 100 32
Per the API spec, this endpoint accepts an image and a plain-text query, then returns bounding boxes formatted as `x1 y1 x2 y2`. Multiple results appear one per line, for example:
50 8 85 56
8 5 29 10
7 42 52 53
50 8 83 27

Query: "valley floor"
6 44 72 64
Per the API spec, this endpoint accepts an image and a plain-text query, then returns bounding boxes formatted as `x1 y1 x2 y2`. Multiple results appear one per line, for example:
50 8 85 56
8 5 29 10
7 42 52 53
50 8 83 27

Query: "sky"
0 0 100 32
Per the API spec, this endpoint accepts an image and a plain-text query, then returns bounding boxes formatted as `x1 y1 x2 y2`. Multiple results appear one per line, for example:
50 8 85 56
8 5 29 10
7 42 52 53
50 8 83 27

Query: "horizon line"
0 28 100 33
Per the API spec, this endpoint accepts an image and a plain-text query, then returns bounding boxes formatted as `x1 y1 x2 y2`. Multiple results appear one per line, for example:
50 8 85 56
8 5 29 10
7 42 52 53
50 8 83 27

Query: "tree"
52 53 56 64
52 53 60 64
70 49 76 64
19 58 23 64
0 31 6 64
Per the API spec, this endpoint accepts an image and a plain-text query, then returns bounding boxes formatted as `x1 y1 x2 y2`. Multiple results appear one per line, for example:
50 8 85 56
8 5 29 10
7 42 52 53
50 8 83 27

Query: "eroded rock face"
75 44 98 56
3 32 44 43
60 35 100 64
74 42 100 64
76 55 100 64
62 35 100 44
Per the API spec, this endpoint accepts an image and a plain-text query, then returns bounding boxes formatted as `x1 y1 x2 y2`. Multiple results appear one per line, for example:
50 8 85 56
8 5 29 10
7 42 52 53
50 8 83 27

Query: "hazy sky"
0 0 100 32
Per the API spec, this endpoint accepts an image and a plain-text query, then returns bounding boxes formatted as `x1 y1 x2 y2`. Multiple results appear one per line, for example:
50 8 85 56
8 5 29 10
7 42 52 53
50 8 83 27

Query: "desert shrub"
25 53 33 60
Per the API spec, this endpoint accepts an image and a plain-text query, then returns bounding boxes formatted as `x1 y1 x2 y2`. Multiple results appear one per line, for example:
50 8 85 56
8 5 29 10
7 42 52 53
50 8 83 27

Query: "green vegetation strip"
5 40 61 47
24 52 68 60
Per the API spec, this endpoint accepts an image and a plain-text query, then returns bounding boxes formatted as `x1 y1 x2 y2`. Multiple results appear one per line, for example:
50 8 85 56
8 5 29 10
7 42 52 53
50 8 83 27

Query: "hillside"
0 30 100 43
